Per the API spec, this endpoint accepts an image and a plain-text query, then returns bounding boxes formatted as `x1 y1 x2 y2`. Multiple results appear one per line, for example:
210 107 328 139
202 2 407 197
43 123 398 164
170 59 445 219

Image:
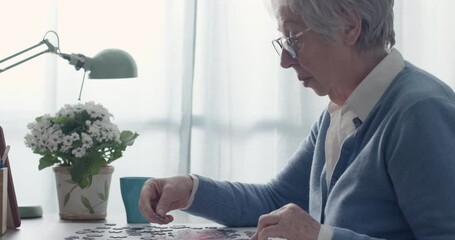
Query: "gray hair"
269 0 395 53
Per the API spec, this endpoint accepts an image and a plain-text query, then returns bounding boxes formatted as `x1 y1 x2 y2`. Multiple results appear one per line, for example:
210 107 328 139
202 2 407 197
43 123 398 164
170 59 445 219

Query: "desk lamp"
0 31 137 219
0 31 138 99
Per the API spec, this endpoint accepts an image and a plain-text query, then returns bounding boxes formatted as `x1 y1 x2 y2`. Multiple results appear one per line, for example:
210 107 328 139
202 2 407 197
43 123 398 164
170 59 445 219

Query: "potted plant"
24 102 138 220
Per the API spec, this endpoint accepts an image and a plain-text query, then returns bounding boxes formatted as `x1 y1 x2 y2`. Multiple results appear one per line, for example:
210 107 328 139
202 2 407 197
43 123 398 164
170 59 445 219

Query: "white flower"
60 135 74 152
56 107 75 118
24 134 36 149
24 101 138 189
81 133 93 148
25 101 136 166
70 132 80 141
47 130 62 151
72 147 86 158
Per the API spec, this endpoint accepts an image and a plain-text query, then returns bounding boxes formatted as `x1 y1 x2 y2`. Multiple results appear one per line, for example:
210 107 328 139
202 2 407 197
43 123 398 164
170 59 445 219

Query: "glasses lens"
272 40 283 56
282 40 297 58
272 37 298 58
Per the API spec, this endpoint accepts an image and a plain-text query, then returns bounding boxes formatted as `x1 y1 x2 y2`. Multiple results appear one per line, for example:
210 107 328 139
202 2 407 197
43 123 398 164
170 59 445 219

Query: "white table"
3 212 256 239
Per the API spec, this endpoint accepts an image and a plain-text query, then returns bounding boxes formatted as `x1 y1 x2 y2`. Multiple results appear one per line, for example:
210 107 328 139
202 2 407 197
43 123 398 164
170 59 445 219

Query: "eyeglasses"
272 28 311 59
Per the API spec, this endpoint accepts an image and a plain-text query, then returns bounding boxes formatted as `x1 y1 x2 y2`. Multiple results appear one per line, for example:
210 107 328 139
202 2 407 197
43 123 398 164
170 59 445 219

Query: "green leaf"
69 165 84 187
79 177 90 189
35 116 44 122
60 119 83 135
38 155 59 170
81 195 94 213
64 192 71 207
98 193 106 201
51 116 71 124
77 110 92 121
69 156 104 189
87 158 106 176
70 164 90 189
54 110 92 135
120 131 139 146
108 150 123 163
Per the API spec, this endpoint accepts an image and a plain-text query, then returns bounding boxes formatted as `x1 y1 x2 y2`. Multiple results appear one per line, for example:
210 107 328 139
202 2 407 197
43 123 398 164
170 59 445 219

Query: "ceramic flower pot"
53 165 114 220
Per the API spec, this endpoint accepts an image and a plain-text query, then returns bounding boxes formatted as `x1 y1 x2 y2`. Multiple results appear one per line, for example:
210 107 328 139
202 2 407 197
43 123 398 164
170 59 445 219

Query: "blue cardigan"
185 62 455 239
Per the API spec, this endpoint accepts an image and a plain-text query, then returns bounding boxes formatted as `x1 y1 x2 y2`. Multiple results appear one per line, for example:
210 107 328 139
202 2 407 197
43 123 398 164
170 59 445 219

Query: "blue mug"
120 176 151 223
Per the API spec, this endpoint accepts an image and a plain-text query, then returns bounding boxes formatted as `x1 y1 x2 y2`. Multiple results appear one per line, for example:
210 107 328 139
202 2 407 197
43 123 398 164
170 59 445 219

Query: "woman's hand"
139 175 193 224
251 203 321 240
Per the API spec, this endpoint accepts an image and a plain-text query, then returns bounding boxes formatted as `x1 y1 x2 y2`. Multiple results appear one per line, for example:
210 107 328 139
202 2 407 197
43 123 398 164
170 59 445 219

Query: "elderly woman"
140 0 455 239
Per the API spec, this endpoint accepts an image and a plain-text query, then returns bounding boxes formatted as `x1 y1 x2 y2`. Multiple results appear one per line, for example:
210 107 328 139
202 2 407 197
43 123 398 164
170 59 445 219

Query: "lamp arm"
0 39 58 73
58 53 92 71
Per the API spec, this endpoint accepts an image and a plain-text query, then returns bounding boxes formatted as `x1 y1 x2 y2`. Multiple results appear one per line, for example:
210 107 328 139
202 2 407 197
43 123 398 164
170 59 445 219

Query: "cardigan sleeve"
183 120 320 227
384 96 455 238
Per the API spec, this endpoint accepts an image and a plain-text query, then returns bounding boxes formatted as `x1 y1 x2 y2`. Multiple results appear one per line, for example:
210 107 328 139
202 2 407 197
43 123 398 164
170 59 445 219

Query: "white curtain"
0 0 454 217
1 0 199 216
395 0 455 89
190 0 324 182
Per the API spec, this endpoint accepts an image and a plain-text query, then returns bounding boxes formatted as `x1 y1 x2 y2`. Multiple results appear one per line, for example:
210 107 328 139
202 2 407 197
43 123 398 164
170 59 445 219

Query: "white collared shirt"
320 48 405 240
325 103 357 187
324 48 405 185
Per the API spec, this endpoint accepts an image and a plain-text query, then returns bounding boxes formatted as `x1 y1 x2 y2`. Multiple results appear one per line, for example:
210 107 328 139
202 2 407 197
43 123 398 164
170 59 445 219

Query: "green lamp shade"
87 49 137 79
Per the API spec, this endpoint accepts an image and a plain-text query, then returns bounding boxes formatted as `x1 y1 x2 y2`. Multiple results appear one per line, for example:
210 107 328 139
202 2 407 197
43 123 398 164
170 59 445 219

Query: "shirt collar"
343 48 405 121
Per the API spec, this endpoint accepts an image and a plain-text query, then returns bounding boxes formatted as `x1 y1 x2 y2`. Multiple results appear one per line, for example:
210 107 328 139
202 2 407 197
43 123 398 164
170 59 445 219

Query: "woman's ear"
343 12 361 46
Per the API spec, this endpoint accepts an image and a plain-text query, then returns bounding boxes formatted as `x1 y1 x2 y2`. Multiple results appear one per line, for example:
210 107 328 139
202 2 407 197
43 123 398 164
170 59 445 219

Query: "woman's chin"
302 80 329 96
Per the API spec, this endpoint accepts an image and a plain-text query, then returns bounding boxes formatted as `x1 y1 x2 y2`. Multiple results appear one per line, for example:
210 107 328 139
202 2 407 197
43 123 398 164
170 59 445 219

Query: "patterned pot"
53 165 114 220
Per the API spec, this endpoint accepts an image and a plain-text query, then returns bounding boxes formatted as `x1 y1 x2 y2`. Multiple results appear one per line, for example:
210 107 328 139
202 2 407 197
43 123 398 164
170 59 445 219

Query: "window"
1 0 453 217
